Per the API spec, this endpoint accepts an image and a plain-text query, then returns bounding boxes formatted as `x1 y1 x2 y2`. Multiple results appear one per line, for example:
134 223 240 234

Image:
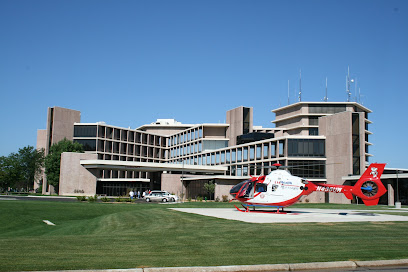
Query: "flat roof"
272 102 372 113
80 160 227 174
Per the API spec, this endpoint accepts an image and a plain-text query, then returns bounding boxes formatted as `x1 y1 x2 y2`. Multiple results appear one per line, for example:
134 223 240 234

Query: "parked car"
145 191 178 202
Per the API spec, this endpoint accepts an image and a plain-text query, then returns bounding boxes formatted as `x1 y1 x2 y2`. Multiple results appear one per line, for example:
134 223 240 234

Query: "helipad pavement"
171 207 408 223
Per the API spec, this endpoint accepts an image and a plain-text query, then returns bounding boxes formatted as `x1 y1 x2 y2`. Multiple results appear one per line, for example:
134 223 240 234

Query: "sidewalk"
31 259 408 272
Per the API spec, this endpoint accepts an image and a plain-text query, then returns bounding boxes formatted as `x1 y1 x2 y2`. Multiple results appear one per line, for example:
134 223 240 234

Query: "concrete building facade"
36 103 406 205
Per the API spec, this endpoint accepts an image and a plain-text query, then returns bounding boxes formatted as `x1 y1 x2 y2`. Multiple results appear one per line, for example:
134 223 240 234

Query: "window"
256 183 267 192
287 139 325 157
279 141 285 157
256 145 261 159
237 165 242 176
309 104 346 114
264 144 270 158
288 160 325 178
309 117 319 126
231 150 236 162
309 128 319 135
243 166 248 176
74 125 97 137
74 139 96 151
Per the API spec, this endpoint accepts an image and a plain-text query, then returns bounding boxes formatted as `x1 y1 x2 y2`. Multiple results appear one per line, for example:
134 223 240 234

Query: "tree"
44 139 83 193
17 146 45 192
0 155 20 191
203 180 215 200
0 146 44 192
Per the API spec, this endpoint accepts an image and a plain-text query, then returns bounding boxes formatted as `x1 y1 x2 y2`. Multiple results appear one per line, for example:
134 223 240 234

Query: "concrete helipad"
171 207 408 223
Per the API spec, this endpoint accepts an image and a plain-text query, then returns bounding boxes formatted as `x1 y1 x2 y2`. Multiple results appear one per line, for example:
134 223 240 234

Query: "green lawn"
1 200 408 271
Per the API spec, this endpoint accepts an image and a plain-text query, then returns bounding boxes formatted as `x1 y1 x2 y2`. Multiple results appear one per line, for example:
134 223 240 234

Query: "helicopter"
229 163 387 213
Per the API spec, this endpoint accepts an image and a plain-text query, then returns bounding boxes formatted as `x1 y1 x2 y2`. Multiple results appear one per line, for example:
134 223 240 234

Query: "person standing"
129 190 134 200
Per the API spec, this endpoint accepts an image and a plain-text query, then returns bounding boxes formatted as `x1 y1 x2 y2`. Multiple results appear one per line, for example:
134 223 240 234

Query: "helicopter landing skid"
234 204 288 214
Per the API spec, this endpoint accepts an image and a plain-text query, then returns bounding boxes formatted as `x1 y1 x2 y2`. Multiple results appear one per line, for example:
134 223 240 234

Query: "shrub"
215 196 220 202
114 197 122 202
222 195 229 202
197 196 203 202
76 196 86 201
87 195 97 202
100 196 110 202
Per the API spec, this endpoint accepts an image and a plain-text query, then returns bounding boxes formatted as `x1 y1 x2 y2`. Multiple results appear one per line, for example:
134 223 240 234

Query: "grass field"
1 200 408 271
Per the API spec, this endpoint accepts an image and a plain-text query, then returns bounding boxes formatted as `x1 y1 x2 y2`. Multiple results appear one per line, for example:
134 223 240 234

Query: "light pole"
395 169 401 208
181 159 184 203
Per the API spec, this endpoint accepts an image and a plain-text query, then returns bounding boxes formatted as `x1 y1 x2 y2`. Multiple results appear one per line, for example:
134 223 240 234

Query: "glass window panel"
256 145 261 159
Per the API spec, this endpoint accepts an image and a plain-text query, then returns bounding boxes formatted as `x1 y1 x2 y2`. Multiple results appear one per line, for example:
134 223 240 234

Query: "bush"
215 196 220 202
196 196 203 202
100 196 110 202
114 197 122 202
87 195 97 202
222 195 229 202
76 196 86 201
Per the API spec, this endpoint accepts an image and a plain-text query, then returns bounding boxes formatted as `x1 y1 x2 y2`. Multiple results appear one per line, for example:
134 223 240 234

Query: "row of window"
74 125 166 147
168 127 203 147
75 139 167 159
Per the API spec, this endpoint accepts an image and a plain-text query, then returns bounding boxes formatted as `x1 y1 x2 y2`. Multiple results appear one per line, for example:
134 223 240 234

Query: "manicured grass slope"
1 201 407 271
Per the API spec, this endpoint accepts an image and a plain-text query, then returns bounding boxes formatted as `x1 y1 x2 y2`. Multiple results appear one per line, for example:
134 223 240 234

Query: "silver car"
145 191 178 202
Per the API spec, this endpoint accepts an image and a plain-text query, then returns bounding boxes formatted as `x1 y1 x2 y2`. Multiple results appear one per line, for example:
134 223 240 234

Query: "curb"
30 259 408 272
355 259 408 267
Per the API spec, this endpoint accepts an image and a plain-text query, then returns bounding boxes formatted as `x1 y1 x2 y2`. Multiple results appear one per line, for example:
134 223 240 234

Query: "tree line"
0 139 83 194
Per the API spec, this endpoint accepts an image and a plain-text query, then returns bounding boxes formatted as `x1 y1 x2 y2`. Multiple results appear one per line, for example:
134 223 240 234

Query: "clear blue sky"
1 0 407 168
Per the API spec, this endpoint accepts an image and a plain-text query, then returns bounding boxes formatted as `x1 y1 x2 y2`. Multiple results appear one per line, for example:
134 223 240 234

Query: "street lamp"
181 159 184 203
395 169 401 208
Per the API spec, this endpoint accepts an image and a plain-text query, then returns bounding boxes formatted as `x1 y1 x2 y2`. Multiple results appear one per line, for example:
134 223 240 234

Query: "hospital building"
36 102 407 205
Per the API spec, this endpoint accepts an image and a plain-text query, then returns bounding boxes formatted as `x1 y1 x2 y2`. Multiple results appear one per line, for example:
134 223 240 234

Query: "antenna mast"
323 77 328 102
288 80 290 105
298 69 302 102
346 66 354 102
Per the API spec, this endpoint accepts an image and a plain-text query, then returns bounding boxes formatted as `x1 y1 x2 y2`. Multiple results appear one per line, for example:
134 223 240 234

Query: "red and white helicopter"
230 163 387 213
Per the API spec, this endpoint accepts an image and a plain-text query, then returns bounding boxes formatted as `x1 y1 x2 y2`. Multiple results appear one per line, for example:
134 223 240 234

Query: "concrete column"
388 183 395 206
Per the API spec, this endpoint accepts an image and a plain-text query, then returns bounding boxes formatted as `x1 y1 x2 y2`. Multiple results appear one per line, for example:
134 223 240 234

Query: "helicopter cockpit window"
230 180 249 194
256 183 267 192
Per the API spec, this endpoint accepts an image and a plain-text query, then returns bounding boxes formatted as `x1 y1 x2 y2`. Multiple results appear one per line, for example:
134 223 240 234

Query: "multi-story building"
36 102 404 205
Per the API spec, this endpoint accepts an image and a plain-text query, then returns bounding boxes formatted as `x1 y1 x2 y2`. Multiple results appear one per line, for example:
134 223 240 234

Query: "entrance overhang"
80 160 228 174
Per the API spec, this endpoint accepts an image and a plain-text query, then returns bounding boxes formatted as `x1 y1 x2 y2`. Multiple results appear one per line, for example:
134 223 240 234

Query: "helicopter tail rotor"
350 163 387 206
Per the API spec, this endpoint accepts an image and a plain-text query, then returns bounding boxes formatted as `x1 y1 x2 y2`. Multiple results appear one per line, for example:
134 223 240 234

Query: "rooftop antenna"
346 66 354 102
287 80 290 105
323 77 328 102
298 69 302 102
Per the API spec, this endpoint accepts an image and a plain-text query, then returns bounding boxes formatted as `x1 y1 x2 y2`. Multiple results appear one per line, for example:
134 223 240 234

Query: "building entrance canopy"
80 160 227 174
